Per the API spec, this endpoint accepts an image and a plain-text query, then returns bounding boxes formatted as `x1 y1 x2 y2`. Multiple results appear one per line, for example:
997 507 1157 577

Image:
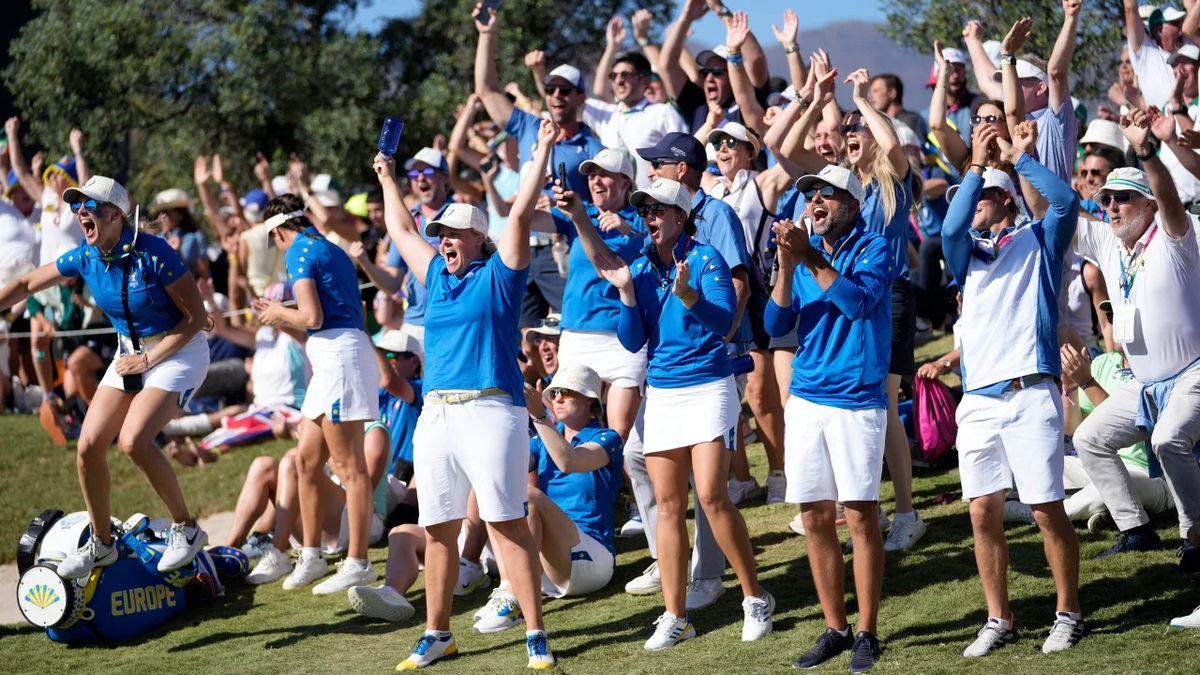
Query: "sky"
352 0 887 44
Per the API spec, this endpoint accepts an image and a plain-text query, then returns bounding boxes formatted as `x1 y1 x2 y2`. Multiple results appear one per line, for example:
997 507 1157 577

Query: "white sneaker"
620 515 645 538
1086 512 1112 533
525 630 555 670
788 512 806 536
348 584 415 622
884 512 927 551
741 591 775 641
454 558 490 596
473 587 523 633
282 554 329 590
765 470 786 504
644 611 696 651
57 535 118 579
241 532 274 563
1003 500 1035 524
1170 606 1200 628
727 477 763 505
625 560 662 595
962 617 1016 657
158 522 208 572
684 577 725 611
313 559 376 595
247 547 293 585
1040 612 1085 653
396 631 458 670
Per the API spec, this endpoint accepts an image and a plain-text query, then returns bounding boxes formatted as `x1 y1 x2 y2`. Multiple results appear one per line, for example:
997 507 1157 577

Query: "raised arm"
4 117 44 201
194 156 228 237
929 40 969 168
552 185 620 270
448 94 488 170
942 124 996 285
1186 0 1200 45
1150 104 1200 185
473 4 515 129
725 12 766 134
1122 108 1189 238
772 9 805 91
254 152 276 199
659 0 708 99
524 50 549 103
784 65 839 174
963 20 1004 100
0 262 64 313
631 9 664 74
710 2 767 87
1048 1 1081 112
1000 17 1033 138
593 17 625 100
373 153 436 285
69 128 90 185
501 118 558 270
1006 121 1078 255
847 68 908 179
1124 0 1146 53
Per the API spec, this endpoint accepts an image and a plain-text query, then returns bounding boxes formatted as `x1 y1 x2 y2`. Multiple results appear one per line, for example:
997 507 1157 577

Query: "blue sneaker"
526 631 555 670
793 626 854 668
848 631 882 673
396 632 457 670
1179 543 1200 574
1093 529 1163 559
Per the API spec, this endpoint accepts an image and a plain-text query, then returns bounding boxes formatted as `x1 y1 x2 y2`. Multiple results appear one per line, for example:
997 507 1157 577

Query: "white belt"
117 331 167 354
424 388 506 405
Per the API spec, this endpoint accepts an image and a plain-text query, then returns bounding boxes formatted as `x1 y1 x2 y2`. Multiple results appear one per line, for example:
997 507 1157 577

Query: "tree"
4 0 381 199
879 0 1124 100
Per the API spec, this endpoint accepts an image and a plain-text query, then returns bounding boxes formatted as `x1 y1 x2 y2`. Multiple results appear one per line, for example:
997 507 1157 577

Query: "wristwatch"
716 5 733 18
999 53 1017 66
940 359 952 371
1172 104 1189 116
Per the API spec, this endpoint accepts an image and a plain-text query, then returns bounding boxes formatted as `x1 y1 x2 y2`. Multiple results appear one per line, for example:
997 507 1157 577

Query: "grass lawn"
1 334 1198 673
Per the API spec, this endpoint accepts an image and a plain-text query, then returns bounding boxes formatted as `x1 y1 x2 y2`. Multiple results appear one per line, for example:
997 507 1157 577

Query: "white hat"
63 176 131 215
424 202 489 237
1096 167 1155 200
982 40 1002 66
795 165 865 205
893 120 921 150
991 59 1048 84
271 175 290 196
630 178 692 216
314 189 341 208
263 209 307 242
1161 6 1187 22
946 167 1017 204
1078 119 1128 153
941 47 967 64
526 313 562 337
1140 4 1161 20
404 147 449 173
579 148 636 182
695 45 731 65
150 188 194 213
544 64 584 90
543 361 602 406
309 173 334 193
374 329 423 359
1168 43 1200 65
707 121 761 157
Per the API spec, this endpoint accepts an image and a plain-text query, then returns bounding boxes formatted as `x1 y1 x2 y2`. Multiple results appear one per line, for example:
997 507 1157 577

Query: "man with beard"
928 46 978 144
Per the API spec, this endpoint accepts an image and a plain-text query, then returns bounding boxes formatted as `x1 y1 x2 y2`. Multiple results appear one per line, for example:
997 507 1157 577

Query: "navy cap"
636 132 706 170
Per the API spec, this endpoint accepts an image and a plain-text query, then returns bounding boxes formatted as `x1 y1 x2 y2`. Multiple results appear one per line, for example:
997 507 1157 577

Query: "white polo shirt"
1077 215 1200 381
1128 39 1177 109
0 201 36 284
583 97 687 189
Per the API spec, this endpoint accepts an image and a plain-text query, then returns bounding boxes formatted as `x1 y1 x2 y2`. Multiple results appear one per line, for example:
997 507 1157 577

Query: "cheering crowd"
3 0 1200 670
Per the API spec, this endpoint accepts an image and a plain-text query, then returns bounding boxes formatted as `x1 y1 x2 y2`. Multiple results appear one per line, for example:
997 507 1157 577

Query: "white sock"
301 547 322 560
1059 611 1083 622
346 557 369 571
425 629 451 638
988 616 1012 630
892 510 918 523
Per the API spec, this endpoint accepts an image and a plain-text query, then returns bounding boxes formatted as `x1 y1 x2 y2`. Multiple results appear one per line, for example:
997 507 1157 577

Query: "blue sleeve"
386 239 405 270
686 252 736 336
143 235 189 285
548 208 577 239
704 205 750 270
285 241 316 281
823 237 893 320
179 231 207 266
55 246 83 278
764 295 799 338
1015 153 1079 260
504 108 536 159
941 170 983 286
616 301 648 353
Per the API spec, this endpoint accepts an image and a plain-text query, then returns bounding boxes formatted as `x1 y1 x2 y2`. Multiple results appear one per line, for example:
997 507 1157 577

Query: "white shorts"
558 329 647 389
541 525 614 598
784 397 886 504
99 332 209 408
956 380 1065 504
414 394 530 526
642 376 739 454
301 327 381 422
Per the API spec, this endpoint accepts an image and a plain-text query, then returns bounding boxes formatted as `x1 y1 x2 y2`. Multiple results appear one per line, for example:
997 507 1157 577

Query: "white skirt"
99 332 210 408
558 329 647 389
301 327 381 422
642 375 739 454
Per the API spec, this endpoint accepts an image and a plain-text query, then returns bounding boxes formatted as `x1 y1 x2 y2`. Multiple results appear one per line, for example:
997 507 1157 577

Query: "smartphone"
377 117 405 157
480 156 496 174
556 162 567 186
477 0 502 25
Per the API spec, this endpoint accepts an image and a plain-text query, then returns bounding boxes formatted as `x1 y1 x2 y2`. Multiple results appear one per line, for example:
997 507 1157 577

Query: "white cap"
1140 4 1161 20
271 175 290 196
314 189 341 208
543 361 602 405
991 59 1048 84
404 147 449 173
526 313 562 337
1161 6 1187 22
424 202 488 237
795 165 865 205
941 47 967 64
1078 119 1128 153
893 120 921 149
1096 167 1155 200
983 40 1002 66
150 188 194 212
544 64 584 90
1169 43 1200 65
63 176 131 215
946 167 1018 203
695 45 731 65
309 173 334 193
374 329 423 359
630 178 692 216
707 122 761 157
579 148 636 182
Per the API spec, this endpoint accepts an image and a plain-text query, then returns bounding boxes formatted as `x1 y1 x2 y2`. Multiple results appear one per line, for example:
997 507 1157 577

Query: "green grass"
2 342 1199 673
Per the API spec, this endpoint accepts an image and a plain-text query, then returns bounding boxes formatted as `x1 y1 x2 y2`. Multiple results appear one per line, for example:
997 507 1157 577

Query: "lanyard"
1118 225 1158 299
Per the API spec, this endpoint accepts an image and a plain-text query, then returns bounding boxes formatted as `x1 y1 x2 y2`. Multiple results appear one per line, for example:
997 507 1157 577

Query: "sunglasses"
548 388 578 400
68 198 105 214
699 67 728 78
715 137 745 150
971 114 1003 125
608 70 637 82
636 203 672 217
1080 168 1107 178
545 84 580 96
803 185 838 200
533 316 560 329
1098 191 1137 208
649 159 675 169
407 168 438 179
839 122 867 135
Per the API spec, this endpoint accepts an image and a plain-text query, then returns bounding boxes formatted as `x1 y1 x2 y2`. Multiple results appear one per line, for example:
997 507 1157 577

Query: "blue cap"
636 132 707 170
3 170 18 198
42 157 78 186
242 188 269 211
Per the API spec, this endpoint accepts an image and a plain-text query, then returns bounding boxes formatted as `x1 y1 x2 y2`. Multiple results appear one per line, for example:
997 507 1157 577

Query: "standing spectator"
152 188 209 278
1124 1 1187 108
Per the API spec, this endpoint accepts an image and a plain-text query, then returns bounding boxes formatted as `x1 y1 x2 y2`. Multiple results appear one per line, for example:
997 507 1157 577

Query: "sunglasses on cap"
714 137 745 150
803 185 840 200
971 114 1003 125
839 122 867 135
533 316 560 329
545 84 580 96
1098 191 1138 208
636 203 672 217
68 198 106 214
699 66 727 78
547 388 578 400
407 168 438 179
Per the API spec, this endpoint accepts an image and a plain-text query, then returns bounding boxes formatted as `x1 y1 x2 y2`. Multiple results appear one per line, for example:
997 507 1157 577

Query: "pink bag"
914 377 958 463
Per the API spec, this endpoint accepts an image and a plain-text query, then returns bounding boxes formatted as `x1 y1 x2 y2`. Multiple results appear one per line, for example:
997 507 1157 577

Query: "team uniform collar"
95 226 137 264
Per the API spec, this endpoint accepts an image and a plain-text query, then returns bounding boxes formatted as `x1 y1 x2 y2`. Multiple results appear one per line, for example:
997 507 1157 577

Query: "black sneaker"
1179 543 1200 574
793 626 854 668
848 631 882 673
1094 529 1163 559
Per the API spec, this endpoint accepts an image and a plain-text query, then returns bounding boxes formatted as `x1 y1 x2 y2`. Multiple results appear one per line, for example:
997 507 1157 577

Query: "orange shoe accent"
39 399 68 446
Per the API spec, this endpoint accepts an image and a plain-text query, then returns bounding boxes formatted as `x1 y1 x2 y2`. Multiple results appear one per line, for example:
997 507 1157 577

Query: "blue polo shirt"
551 203 647 332
386 202 449 326
505 107 603 200
859 172 917 281
529 420 624 555
285 227 363 334
618 234 737 388
378 382 422 477
693 189 753 344
423 253 528 404
55 227 186 338
764 225 893 409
